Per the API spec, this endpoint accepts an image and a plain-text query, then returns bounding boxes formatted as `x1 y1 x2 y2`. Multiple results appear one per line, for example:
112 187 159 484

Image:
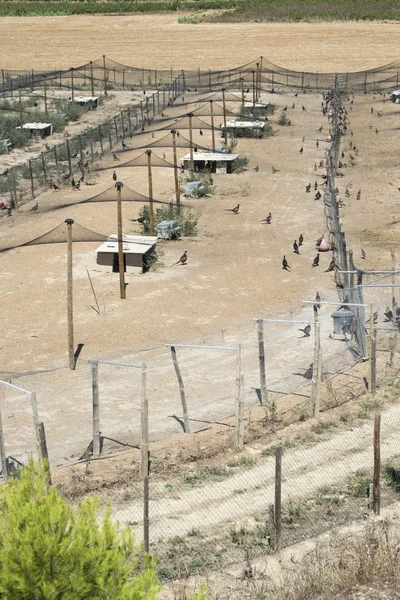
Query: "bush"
279 110 289 125
139 204 198 239
0 461 159 600
182 171 215 197
178 15 199 23
231 156 248 173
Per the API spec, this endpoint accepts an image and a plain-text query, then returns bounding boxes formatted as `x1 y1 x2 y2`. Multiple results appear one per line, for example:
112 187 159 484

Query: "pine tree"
0 460 159 600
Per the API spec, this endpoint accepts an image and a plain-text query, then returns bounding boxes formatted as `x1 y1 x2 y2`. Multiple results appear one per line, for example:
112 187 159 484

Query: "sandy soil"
0 16 399 72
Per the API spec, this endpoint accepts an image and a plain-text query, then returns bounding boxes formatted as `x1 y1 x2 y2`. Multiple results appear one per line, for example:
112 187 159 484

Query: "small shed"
180 152 239 174
17 123 53 137
244 101 269 109
95 234 157 274
221 120 265 131
71 96 99 110
391 90 400 103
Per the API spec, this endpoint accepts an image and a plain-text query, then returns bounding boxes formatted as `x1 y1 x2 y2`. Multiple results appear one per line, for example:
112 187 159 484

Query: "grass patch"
231 156 248 173
278 110 289 125
178 15 199 23
310 420 336 434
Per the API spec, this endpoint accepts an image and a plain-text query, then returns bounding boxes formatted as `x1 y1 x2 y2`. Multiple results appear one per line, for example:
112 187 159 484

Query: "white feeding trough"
17 122 53 137
70 96 99 109
222 120 265 130
181 152 239 174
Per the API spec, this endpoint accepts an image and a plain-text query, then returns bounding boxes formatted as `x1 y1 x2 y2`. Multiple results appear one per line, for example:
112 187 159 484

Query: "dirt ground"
0 16 399 72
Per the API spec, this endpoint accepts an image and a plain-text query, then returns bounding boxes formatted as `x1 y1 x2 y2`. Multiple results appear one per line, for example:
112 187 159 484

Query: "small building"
17 123 53 137
221 120 265 131
180 152 239 174
391 90 400 103
95 234 157 274
71 96 99 110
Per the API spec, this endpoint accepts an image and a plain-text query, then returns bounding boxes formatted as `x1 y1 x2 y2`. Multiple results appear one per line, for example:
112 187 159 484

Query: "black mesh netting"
94 151 180 171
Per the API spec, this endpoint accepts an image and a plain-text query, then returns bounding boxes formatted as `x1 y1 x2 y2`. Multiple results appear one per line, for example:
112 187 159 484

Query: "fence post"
53 146 60 181
257 319 268 405
11 168 18 209
91 360 100 457
103 55 108 96
28 159 35 199
66 140 72 175
41 153 47 184
391 249 396 313
127 108 133 138
113 116 118 141
0 401 8 483
373 413 381 515
275 446 282 555
38 422 52 485
141 364 150 552
369 303 377 394
311 313 321 417
108 124 112 150
98 125 104 155
170 346 190 433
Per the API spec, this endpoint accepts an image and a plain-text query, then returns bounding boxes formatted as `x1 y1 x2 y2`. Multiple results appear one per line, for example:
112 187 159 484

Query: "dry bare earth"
0 16 399 72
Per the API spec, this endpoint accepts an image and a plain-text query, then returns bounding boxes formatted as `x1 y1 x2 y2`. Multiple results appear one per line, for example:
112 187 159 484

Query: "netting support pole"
188 113 194 171
43 76 47 114
103 55 108 96
0 402 8 483
141 364 150 552
222 89 228 144
240 78 245 117
29 159 35 199
66 218 75 370
145 150 155 235
116 182 126 300
90 60 94 96
210 100 216 152
91 360 100 457
170 346 190 433
70 67 74 101
18 87 23 129
171 130 180 207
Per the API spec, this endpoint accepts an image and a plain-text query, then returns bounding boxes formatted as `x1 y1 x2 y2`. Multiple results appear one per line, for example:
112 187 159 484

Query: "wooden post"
108 124 112 150
78 134 84 164
236 374 245 449
171 130 181 207
90 60 95 97
127 108 133 137
275 446 282 555
141 364 150 552
65 218 75 370
357 270 367 358
0 401 8 483
145 97 149 123
11 169 18 208
18 87 23 129
43 76 48 115
152 94 156 120
188 112 194 171
53 146 60 181
222 89 228 144
369 303 377 395
391 249 396 313
170 346 190 433
28 159 35 199
66 140 72 174
240 78 245 117
115 182 126 299
113 116 118 141
311 314 321 417
145 150 155 236
209 100 216 152
256 63 260 101
91 360 100 457
373 413 381 515
70 67 74 101
30 392 41 458
140 101 144 123
103 55 108 96
252 71 256 108
41 153 47 184
120 111 125 139
259 55 264 96
38 422 52 485
257 319 268 405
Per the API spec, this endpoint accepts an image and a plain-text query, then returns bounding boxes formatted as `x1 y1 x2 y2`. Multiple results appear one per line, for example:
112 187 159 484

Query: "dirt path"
0 16 398 72
115 404 400 540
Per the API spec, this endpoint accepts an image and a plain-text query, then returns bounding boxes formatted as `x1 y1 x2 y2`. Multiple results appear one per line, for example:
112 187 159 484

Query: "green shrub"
0 461 159 600
278 110 289 125
139 204 198 238
182 171 215 197
231 156 248 173
178 15 199 23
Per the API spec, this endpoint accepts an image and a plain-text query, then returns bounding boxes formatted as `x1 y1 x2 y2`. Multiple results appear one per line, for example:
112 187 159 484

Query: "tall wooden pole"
209 100 216 152
70 67 74 101
222 89 228 144
115 182 126 299
240 78 245 117
256 63 260 101
257 319 268 405
43 76 47 115
188 112 194 171
259 55 264 98
373 413 381 515
65 218 75 370
146 150 155 235
18 87 23 129
391 249 396 313
103 55 108 96
171 130 181 207
252 71 256 108
90 60 95 97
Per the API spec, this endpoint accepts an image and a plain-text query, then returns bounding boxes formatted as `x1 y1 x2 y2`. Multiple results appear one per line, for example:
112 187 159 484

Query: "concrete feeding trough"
181 152 239 174
17 123 53 137
331 309 354 336
391 90 400 103
244 101 269 109
71 96 99 110
222 120 265 131
95 234 157 274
